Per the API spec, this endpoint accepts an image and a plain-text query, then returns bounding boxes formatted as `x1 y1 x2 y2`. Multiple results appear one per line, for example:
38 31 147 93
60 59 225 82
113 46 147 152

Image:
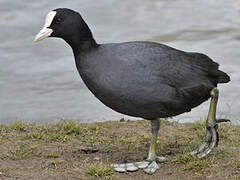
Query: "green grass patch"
231 160 240 170
51 159 65 168
85 162 114 179
173 154 208 171
6 146 30 160
0 121 30 132
45 152 60 158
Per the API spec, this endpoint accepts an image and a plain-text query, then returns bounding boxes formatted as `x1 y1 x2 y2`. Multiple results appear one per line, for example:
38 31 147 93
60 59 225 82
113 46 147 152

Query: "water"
0 0 239 124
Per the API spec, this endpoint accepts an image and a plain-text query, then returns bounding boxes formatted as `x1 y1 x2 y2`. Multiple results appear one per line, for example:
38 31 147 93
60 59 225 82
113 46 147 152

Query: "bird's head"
34 8 93 43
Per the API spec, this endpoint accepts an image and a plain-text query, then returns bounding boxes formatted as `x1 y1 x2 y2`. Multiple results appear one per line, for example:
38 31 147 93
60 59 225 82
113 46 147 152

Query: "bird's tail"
214 70 230 83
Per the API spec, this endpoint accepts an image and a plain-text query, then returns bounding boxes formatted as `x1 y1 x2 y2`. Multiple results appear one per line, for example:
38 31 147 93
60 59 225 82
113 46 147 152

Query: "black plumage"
44 8 230 120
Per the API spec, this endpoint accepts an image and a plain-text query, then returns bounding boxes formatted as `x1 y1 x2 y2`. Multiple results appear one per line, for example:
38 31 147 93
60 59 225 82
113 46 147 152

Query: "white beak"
34 27 53 42
34 11 56 42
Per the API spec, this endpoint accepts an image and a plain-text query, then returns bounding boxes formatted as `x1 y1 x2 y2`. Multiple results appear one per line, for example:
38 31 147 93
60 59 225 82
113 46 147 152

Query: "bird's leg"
143 119 168 174
147 119 159 161
112 119 167 174
190 88 230 158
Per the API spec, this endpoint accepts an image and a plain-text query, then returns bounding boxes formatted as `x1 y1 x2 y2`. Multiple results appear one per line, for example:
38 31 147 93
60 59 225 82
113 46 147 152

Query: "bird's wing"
110 42 219 107
113 41 217 87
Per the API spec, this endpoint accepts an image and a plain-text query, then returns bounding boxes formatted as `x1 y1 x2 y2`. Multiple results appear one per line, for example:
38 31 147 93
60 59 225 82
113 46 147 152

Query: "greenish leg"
112 119 167 174
147 119 160 161
143 119 167 174
190 88 230 158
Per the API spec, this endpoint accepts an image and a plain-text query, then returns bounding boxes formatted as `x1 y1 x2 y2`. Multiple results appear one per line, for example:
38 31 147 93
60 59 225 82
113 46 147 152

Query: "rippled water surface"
0 0 239 124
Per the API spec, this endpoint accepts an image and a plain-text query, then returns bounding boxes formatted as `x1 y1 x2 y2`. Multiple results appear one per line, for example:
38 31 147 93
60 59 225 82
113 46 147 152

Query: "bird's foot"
190 118 230 158
111 156 167 174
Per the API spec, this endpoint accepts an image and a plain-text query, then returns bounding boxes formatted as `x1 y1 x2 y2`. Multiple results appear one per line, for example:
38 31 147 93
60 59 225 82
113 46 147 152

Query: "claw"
143 161 159 174
113 164 126 173
112 156 166 174
156 156 168 163
190 88 231 159
126 163 138 172
112 161 150 173
135 161 150 169
216 119 231 123
112 119 167 174
197 127 217 158
190 119 230 158
190 128 211 155
216 130 219 147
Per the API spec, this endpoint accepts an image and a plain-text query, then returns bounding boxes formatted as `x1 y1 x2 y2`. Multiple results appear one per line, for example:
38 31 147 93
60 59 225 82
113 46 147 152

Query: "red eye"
56 18 62 24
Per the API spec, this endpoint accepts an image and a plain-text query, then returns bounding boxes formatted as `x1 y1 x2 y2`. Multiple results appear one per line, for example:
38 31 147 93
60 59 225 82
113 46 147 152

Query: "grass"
173 154 209 171
51 159 65 168
85 162 114 179
231 160 240 170
0 119 239 180
45 152 60 158
2 121 29 132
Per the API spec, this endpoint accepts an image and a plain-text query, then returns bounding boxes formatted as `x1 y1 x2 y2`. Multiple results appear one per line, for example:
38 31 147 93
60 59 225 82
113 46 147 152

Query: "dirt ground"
0 119 239 180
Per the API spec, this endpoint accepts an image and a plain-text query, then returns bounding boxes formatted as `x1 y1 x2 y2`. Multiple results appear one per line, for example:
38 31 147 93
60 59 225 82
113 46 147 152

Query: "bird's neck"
64 35 99 57
63 20 99 56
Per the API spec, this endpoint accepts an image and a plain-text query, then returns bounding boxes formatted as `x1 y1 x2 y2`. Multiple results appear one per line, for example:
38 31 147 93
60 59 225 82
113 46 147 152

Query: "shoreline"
0 119 239 179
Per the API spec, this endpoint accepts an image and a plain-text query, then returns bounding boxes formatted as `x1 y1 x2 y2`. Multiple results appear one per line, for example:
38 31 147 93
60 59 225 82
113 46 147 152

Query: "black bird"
34 8 230 174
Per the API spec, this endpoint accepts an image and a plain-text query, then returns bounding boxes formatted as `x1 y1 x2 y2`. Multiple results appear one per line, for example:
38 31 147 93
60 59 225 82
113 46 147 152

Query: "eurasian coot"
34 8 230 174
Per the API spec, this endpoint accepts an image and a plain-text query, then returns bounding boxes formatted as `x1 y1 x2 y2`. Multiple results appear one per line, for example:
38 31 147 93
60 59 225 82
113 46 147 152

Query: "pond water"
0 0 239 124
